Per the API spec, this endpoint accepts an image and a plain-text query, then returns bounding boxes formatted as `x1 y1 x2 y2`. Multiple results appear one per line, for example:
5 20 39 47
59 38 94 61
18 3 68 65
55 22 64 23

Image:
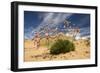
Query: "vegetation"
50 39 75 55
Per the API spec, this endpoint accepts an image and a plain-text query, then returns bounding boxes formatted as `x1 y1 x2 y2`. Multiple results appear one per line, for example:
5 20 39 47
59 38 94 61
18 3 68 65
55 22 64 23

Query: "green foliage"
50 39 75 55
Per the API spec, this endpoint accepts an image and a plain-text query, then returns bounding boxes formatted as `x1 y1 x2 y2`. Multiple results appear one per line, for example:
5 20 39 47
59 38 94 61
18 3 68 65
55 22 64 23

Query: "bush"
50 39 75 55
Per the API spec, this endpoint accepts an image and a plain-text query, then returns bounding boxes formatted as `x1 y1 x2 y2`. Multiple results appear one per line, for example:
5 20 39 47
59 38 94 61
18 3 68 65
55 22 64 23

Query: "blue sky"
24 11 90 39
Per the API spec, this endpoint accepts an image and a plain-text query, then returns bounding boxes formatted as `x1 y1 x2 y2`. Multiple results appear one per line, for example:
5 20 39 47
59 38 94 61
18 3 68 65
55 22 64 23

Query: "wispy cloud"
80 27 90 36
25 12 73 39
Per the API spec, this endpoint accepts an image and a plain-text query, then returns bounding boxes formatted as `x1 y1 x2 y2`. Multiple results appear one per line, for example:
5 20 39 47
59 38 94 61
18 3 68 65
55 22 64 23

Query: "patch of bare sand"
24 39 90 62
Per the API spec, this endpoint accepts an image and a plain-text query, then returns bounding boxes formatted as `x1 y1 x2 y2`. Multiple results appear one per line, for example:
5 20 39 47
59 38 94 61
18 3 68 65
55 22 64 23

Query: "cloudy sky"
24 11 90 39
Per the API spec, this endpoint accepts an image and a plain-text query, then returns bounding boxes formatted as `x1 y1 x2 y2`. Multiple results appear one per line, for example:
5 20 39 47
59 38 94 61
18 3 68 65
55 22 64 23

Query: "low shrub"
50 39 75 55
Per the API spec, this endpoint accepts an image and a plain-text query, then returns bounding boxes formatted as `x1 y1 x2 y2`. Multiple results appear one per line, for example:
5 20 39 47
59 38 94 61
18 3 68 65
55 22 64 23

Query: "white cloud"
25 12 73 39
33 13 72 32
80 27 90 36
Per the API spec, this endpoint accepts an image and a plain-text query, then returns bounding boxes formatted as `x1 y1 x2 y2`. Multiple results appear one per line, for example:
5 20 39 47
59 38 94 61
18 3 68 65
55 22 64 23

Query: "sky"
24 11 90 39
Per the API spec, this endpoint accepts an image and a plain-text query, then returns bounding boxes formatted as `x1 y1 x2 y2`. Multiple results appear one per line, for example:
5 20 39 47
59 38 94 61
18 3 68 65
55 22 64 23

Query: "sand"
24 39 90 62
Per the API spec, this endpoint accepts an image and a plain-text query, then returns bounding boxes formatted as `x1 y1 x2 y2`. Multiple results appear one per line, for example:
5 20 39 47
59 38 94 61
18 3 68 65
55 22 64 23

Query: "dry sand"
24 39 90 62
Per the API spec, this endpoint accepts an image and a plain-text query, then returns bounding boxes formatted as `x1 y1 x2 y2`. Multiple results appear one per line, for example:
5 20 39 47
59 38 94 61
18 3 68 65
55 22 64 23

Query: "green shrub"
50 39 75 55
